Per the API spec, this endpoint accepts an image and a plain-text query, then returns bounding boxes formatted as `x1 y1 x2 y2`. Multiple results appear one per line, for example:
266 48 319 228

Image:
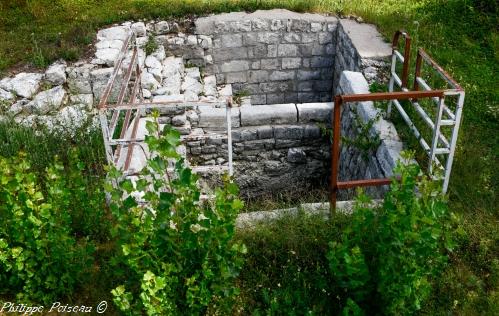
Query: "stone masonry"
0 10 400 199
336 71 404 199
195 10 339 105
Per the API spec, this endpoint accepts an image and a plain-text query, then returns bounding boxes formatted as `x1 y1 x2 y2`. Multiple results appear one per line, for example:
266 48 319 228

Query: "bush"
0 152 95 304
108 112 246 315
327 152 460 315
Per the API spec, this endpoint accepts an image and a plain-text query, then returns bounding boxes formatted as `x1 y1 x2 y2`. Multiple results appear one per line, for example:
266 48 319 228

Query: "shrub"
144 34 158 56
108 112 246 315
0 152 95 304
327 152 459 315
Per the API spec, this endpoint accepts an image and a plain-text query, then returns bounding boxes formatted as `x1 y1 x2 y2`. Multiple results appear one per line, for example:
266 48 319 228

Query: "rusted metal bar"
330 89 448 214
123 114 141 170
415 48 463 91
129 62 142 104
114 50 140 163
330 95 342 215
337 178 392 189
98 32 133 109
226 97 234 176
117 47 138 105
107 100 226 111
340 90 445 103
392 30 411 88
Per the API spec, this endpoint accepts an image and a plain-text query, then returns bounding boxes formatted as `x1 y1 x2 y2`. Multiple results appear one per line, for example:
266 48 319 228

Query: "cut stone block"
198 106 240 129
240 104 297 126
339 19 391 59
296 102 333 123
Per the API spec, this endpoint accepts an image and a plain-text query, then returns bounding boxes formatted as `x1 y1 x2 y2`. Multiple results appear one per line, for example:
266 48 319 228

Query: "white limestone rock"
0 88 14 102
97 26 129 41
0 77 11 91
94 48 120 66
131 22 147 37
141 72 160 91
296 102 333 123
152 86 168 96
26 86 66 114
136 36 148 47
45 61 67 86
151 45 166 61
90 68 116 102
7 99 28 116
160 73 182 95
152 94 184 103
162 57 184 77
148 67 163 82
203 75 217 97
145 55 163 81
204 54 213 65
186 35 198 46
240 104 297 126
198 106 240 129
90 67 114 82
181 76 203 95
69 94 93 109
95 39 123 50
154 21 170 34
10 73 43 98
172 114 187 126
218 84 233 97
186 110 199 123
67 64 94 94
185 67 201 79
145 55 162 69
198 35 212 49
142 89 152 99
184 91 199 102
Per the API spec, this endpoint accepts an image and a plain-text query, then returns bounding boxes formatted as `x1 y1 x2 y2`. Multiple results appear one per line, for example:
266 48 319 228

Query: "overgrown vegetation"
341 109 382 161
328 152 459 315
144 34 159 56
107 111 246 315
0 153 97 304
236 154 461 315
0 0 497 314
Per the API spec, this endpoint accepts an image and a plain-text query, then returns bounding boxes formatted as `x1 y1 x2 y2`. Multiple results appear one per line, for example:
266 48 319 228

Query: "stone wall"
333 19 391 92
191 102 332 197
195 10 339 105
336 71 404 199
0 10 402 200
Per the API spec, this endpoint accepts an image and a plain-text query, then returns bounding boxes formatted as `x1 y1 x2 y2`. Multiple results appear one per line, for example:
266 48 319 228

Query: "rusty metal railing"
98 29 234 178
330 90 447 213
330 30 465 212
390 30 411 89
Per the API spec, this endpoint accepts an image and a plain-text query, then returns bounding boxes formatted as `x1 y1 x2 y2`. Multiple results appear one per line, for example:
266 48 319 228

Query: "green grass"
235 213 349 315
0 0 497 314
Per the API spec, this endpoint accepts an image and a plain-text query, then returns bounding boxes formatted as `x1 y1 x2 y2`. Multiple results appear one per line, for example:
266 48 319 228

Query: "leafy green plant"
108 111 246 315
144 34 158 56
0 152 95 304
327 151 460 315
341 108 382 161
